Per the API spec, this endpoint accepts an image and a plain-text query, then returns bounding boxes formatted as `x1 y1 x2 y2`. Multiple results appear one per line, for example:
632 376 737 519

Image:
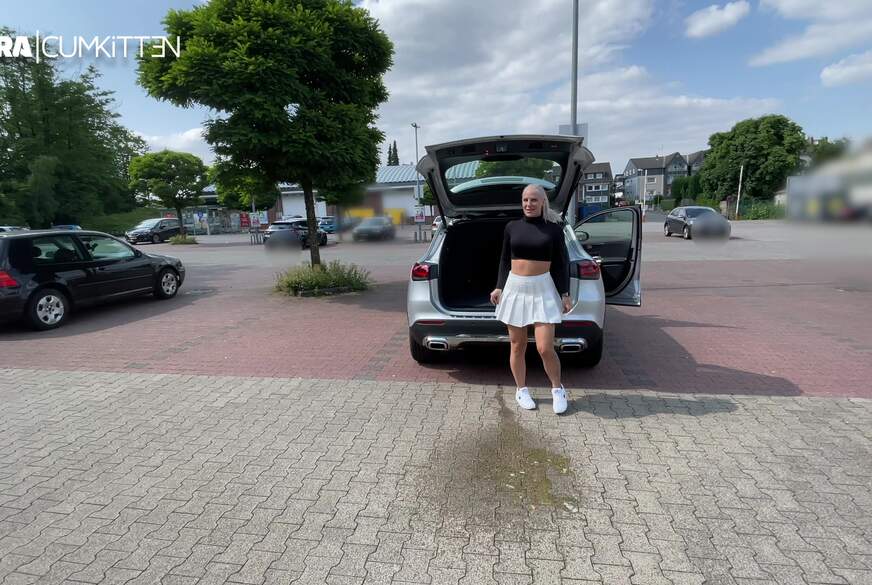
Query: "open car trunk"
438 219 510 311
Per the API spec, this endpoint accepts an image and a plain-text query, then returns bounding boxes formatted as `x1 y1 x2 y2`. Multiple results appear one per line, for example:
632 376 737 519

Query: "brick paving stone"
1 370 872 585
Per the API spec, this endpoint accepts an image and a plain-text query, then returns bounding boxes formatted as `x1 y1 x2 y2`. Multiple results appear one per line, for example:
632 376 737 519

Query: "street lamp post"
569 0 580 223
411 122 422 241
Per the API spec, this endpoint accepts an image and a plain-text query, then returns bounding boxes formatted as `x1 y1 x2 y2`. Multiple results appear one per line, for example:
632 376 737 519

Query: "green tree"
317 180 366 240
699 115 805 201
210 160 278 211
687 174 702 199
420 183 436 207
806 136 849 168
670 176 689 201
0 35 146 226
475 158 555 181
388 140 399 165
137 0 393 266
129 151 208 234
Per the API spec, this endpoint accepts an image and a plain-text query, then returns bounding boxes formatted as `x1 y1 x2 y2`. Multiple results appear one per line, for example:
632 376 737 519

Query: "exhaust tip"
424 337 449 351
560 343 583 353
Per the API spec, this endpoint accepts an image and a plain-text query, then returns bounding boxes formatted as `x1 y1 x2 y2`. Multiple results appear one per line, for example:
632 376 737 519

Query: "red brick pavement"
1 254 870 398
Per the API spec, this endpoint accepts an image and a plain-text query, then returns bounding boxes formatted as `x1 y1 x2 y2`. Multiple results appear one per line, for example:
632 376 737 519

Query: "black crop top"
496 215 570 295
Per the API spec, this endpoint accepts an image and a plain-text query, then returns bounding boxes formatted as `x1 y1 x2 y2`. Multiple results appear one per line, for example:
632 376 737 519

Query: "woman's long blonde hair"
523 184 562 223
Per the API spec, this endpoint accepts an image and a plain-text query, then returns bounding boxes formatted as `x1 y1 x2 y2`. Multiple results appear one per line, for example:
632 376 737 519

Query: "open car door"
574 205 642 306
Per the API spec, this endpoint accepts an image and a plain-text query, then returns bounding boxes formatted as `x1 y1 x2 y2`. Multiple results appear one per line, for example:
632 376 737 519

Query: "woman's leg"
534 323 561 388
506 324 528 388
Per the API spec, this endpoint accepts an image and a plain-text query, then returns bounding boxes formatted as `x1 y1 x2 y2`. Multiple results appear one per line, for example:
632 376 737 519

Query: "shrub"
169 234 198 245
695 198 722 212
275 260 371 296
745 199 785 220
660 198 676 211
83 208 164 235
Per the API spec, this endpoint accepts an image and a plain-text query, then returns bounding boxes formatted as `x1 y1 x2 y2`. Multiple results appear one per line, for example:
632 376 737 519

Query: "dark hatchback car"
0 230 185 330
352 216 395 241
125 218 181 244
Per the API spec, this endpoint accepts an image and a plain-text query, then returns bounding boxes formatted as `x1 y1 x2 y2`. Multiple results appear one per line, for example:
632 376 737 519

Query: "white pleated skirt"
495 272 563 327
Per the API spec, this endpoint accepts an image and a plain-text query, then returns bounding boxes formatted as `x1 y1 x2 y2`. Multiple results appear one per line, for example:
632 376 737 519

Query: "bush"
744 199 785 220
275 260 371 296
695 198 722 212
169 234 198 245
83 207 164 235
660 198 676 211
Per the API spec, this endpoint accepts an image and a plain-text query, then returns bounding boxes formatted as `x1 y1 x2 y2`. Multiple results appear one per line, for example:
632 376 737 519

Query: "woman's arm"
495 223 512 290
550 225 570 297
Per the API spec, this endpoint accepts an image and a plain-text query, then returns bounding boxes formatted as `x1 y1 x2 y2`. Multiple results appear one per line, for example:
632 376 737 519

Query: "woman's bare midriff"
511 258 550 277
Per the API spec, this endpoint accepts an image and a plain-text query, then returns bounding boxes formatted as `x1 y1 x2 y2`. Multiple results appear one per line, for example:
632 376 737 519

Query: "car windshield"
360 218 385 226
135 219 161 228
686 208 716 218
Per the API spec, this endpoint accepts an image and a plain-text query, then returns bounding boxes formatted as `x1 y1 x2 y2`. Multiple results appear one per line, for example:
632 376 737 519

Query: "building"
558 123 590 147
624 152 688 202
685 150 708 175
612 173 625 200
276 162 479 225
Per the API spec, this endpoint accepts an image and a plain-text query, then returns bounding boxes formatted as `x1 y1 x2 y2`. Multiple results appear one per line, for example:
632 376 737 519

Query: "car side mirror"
576 230 590 242
133 249 143 258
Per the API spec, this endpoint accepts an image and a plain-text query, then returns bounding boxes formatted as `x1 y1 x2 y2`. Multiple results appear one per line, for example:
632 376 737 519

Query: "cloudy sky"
4 0 871 173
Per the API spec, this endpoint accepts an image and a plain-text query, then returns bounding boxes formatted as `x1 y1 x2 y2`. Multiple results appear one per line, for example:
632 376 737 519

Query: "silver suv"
406 135 642 367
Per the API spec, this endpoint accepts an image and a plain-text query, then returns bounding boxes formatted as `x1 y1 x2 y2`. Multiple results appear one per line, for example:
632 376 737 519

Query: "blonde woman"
489 184 572 414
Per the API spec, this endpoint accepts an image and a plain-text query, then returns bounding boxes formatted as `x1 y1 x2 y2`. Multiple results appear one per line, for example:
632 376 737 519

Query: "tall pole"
411 122 421 239
735 164 744 220
570 0 579 223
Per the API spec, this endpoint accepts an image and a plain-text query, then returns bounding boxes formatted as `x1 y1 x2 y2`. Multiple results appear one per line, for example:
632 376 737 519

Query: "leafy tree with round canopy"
137 0 393 266
129 150 208 234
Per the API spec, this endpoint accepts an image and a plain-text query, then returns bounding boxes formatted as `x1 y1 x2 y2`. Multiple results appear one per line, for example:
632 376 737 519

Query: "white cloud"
752 1 872 66
685 1 751 39
821 50 872 87
137 127 214 163
750 20 872 66
361 0 776 171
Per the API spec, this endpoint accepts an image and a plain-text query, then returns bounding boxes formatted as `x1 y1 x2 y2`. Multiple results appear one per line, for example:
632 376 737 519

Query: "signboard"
414 206 425 224
240 212 251 228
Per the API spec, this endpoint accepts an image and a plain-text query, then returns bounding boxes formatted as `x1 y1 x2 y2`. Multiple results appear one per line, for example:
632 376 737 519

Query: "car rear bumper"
0 290 26 322
409 319 602 353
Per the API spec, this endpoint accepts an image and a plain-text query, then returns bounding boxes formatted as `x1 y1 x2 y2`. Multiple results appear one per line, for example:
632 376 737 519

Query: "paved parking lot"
1 220 871 584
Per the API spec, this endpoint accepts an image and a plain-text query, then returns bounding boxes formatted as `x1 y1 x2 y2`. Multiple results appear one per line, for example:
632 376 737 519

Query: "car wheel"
409 336 440 364
567 334 603 368
683 226 692 240
27 288 69 330
154 268 180 299
152 234 161 244
663 224 671 237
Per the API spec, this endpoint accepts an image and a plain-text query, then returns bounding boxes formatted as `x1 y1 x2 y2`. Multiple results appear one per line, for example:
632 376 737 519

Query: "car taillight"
411 263 433 281
576 259 600 280
0 271 18 288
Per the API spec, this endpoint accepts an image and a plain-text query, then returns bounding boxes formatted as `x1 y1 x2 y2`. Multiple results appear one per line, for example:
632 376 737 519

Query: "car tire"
27 287 70 330
152 234 161 244
683 226 692 240
154 268 180 299
409 336 440 364
565 334 603 368
663 224 671 237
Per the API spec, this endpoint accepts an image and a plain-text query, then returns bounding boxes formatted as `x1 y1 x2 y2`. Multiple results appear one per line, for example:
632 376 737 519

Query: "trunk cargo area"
438 219 509 311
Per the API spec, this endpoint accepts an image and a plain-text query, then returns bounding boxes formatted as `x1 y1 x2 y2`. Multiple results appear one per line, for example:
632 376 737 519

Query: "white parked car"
406 135 642 367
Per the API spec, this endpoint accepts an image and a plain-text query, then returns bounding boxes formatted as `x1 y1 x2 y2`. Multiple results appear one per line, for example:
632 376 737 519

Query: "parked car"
407 134 642 367
0 226 29 232
0 229 185 330
431 217 442 232
51 224 82 230
352 216 396 241
318 216 337 233
125 218 181 244
664 206 731 240
263 219 328 248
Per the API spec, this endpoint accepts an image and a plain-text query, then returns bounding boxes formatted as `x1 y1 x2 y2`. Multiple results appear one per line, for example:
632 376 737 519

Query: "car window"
14 236 85 267
79 235 135 261
686 208 715 218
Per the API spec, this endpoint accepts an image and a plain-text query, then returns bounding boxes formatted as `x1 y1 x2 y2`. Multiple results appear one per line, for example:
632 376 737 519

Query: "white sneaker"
551 386 568 414
515 387 536 410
